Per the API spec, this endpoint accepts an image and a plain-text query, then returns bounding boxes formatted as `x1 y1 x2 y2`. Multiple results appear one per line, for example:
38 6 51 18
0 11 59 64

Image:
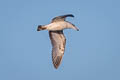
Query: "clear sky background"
0 0 120 80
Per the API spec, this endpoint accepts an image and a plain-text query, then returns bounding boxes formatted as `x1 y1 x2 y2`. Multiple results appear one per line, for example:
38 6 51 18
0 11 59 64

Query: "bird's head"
37 25 46 31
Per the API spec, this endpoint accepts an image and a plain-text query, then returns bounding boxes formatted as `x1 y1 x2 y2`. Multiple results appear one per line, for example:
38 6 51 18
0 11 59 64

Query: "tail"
37 25 47 31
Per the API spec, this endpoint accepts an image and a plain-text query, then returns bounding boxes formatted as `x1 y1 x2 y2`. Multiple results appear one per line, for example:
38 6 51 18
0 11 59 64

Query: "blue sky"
0 0 120 80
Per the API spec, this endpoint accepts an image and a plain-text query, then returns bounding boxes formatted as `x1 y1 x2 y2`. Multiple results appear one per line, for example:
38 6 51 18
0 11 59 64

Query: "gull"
37 14 79 69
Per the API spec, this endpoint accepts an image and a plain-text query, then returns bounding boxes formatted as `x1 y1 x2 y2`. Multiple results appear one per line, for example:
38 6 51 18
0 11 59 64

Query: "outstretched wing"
49 31 66 69
51 14 74 22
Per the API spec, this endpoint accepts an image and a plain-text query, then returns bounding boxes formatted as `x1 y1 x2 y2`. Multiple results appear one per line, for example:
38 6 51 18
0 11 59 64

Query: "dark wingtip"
53 56 62 69
68 14 74 17
62 14 74 18
77 28 79 31
54 66 59 69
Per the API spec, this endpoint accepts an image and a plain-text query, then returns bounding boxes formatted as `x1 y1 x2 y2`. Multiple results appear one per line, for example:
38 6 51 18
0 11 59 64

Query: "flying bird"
37 14 79 69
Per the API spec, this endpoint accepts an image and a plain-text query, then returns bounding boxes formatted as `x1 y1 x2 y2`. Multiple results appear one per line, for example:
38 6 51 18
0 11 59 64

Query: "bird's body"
40 21 79 31
37 14 79 69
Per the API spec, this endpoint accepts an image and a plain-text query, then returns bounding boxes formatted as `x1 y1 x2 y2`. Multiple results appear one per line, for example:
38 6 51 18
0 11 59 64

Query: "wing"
51 14 74 22
49 31 66 69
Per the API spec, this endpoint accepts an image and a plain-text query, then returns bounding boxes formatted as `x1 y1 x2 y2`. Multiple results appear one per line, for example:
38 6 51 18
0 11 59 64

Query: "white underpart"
45 21 78 31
